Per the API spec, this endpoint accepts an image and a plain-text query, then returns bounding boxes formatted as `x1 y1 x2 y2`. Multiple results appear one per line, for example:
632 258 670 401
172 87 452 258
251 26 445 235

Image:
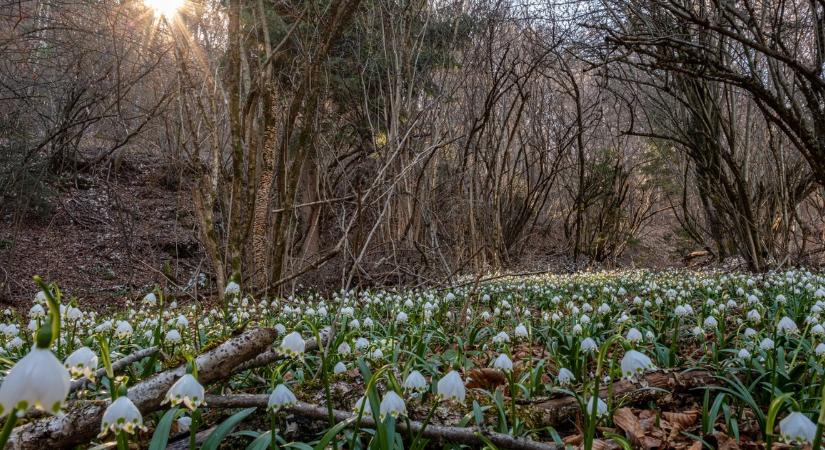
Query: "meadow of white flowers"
1 269 824 449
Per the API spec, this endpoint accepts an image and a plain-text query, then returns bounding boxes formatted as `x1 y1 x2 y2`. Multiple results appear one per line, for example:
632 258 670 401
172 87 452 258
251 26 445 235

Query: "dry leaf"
613 407 646 445
465 368 506 390
663 410 700 431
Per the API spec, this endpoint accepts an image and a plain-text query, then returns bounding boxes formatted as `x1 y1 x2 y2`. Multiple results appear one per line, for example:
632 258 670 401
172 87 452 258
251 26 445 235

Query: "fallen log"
234 327 330 372
205 395 561 450
535 369 715 426
8 328 278 450
70 346 160 392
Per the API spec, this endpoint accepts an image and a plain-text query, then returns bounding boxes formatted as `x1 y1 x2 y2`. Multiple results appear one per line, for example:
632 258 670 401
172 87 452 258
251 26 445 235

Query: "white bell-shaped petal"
585 396 608 417
437 370 465 402
268 384 297 411
100 396 145 436
280 332 305 356
403 370 428 392
620 350 655 379
0 347 70 416
64 346 98 379
779 412 816 444
164 374 205 410
493 353 513 372
379 391 407 419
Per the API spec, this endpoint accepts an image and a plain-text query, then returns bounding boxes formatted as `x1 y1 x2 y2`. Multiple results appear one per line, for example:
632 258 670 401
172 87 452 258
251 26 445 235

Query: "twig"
204 396 560 450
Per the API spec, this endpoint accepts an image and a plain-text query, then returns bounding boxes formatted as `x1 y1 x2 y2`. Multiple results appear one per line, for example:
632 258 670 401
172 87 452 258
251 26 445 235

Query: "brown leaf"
613 407 646 445
465 368 506 390
688 441 703 450
592 438 620 450
563 434 582 445
714 431 741 450
663 410 700 431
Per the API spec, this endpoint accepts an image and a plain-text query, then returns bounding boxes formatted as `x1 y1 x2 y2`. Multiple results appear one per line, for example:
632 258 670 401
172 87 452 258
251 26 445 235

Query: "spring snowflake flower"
759 338 775 350
333 361 347 374
379 391 407 419
165 329 182 343
341 306 354 317
779 412 816 444
280 332 305 356
777 316 798 334
747 310 761 323
29 304 46 319
64 347 98 379
0 347 71 416
817 343 825 356
691 326 703 337
743 327 757 338
363 317 374 327
625 328 643 343
34 291 47 304
164 374 205 410
224 281 241 296
403 370 428 393
493 353 513 372
66 307 82 322
585 396 608 417
737 348 751 360
396 311 408 323
620 350 654 379
177 416 191 433
268 384 297 411
353 396 373 417
557 368 575 386
355 337 369 351
492 331 510 344
100 396 145 436
515 323 528 338
370 348 384 359
580 337 598 352
437 370 465 402
703 316 718 329
338 342 352 356
273 323 286 334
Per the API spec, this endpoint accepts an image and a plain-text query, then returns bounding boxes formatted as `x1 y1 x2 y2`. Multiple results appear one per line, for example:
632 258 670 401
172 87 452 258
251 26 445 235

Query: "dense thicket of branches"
2 0 824 295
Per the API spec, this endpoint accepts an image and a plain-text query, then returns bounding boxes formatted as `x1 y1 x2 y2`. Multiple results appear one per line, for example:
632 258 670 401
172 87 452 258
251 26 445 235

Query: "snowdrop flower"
759 338 775 350
280 332 305 356
379 391 407 419
224 281 241 296
267 384 297 411
747 309 761 323
403 371 428 393
515 323 528 338
164 374 205 410
585 396 608 417
0 347 70 416
355 337 369 351
165 329 182 343
363 317 374 327
396 311 408 323
737 348 751 360
100 396 145 436
703 316 718 329
625 328 643 343
557 368 575 386
620 350 654 379
492 331 510 344
64 347 98 379
816 343 825 356
779 412 816 444
777 316 798 334
273 323 286 334
437 371 465 402
580 337 597 353
333 361 347 374
493 353 513 372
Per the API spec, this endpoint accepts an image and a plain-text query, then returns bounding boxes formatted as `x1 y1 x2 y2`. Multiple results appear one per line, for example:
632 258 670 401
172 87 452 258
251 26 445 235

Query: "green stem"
269 414 279 450
116 431 129 450
412 400 440 445
0 409 19 448
189 409 200 450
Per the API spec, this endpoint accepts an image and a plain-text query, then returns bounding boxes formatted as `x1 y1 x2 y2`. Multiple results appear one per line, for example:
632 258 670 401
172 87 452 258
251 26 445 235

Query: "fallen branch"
535 369 715 426
70 346 160 392
205 395 560 450
8 328 278 450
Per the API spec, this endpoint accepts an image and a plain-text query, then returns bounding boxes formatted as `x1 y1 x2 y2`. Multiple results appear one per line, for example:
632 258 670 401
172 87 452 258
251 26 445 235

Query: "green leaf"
313 417 356 450
149 407 181 450
201 407 256 450
245 431 271 450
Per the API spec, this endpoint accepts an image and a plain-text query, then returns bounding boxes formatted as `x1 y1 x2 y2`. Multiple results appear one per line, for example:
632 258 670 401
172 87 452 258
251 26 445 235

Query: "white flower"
341 307 354 317
268 384 297 411
437 370 465 402
274 323 286 334
333 361 347 374
759 338 775 350
674 305 687 317
65 307 82 322
100 396 145 436
580 337 598 352
115 321 133 339
2 324 18 338
557 368 575 386
338 342 352 356
744 327 757 338
143 293 157 305
64 347 98 379
625 328 643 343
779 412 816 444
777 316 798 334
280 332 305 356
747 309 761 323
363 317 374 327
379 391 407 419
620 350 654 379
165 329 182 343
817 343 825 356
34 291 47 304
177 416 191 433
515 323 528 338
355 337 369 351
0 347 70 416
175 315 189 329
29 304 46 319
6 336 22 350
353 396 373 417
703 316 718 329
403 371 428 392
224 281 241 295
164 374 205 410
737 348 751 360
370 348 384 359
585 396 608 417
493 353 513 372
492 331 510 344
692 326 703 337
396 311 408 323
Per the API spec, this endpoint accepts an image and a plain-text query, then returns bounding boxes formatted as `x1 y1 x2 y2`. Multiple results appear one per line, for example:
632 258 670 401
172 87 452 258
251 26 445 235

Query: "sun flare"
144 0 184 18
